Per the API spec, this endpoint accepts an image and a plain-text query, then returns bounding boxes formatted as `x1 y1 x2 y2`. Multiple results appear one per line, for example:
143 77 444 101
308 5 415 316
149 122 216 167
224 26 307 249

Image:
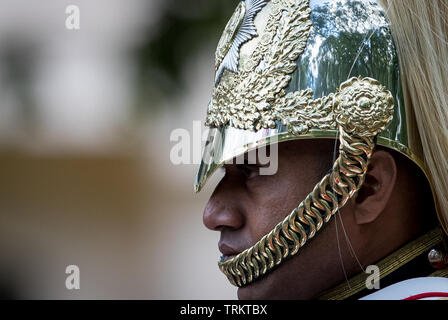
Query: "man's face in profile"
203 139 363 299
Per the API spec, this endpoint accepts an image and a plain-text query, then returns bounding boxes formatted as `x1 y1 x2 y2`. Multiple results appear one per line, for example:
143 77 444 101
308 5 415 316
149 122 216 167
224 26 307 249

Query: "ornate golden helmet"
194 0 448 287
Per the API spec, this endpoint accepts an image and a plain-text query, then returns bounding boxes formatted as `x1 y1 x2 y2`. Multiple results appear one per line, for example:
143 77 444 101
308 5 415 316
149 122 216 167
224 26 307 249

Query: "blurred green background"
0 0 237 299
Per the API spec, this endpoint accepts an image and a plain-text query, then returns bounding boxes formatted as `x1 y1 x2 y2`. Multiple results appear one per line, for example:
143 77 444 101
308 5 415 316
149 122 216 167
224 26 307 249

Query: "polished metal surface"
292 0 406 146
215 0 269 84
196 0 411 193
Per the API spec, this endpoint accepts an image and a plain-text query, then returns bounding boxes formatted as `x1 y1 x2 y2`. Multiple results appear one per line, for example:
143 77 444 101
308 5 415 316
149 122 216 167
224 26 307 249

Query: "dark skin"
203 139 434 299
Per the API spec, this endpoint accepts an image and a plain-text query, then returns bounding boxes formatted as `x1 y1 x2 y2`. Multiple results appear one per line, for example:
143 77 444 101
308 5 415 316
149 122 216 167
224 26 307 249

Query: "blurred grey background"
0 0 237 299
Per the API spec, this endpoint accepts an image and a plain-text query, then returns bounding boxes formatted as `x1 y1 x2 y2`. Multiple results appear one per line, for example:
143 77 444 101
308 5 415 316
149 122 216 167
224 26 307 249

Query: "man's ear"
353 150 397 225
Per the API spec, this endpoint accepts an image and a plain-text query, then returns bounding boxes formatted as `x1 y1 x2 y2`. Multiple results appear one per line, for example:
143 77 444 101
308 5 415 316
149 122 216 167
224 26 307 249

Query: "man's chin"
236 277 279 300
234 269 315 300
237 285 265 300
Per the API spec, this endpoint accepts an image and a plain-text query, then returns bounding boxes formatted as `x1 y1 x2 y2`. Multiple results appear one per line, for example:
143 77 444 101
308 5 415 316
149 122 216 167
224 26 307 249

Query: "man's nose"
203 181 245 231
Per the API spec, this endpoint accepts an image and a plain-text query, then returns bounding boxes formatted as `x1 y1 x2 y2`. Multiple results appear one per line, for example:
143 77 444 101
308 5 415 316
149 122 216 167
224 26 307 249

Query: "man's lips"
218 242 242 262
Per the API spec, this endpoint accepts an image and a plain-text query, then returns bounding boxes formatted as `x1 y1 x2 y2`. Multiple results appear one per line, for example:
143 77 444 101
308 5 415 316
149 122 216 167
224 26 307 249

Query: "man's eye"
236 164 259 179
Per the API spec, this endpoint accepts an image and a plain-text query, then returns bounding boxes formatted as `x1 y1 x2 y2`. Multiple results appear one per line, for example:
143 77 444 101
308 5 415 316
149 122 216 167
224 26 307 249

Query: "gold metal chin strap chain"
218 77 394 287
218 127 375 286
